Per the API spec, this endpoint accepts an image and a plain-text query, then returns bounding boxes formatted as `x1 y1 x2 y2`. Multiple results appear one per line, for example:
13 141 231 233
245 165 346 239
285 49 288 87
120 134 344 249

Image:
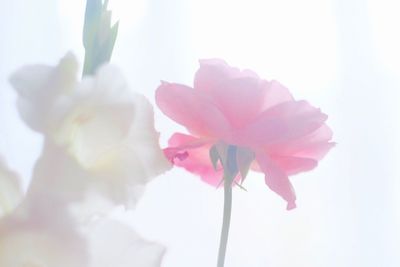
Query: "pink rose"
156 59 334 210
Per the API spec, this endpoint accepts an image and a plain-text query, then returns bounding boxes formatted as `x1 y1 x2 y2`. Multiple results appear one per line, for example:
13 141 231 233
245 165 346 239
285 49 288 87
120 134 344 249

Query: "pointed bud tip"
286 201 296 210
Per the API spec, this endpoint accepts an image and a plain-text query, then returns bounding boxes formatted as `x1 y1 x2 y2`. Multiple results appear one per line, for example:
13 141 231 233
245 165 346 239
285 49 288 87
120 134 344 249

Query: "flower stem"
217 178 233 267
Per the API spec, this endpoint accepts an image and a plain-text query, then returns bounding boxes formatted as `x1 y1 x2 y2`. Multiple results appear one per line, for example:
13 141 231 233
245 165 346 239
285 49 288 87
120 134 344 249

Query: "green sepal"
214 142 228 168
210 143 255 187
234 182 248 192
225 145 238 182
209 144 220 171
236 147 255 183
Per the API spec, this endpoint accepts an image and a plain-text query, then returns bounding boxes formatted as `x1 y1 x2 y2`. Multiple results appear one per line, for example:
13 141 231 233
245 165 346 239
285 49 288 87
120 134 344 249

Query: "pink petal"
156 82 230 138
256 151 296 210
260 80 295 111
269 155 318 176
204 77 267 128
194 59 259 93
194 60 295 129
167 133 223 186
268 125 335 160
194 59 262 128
234 100 327 148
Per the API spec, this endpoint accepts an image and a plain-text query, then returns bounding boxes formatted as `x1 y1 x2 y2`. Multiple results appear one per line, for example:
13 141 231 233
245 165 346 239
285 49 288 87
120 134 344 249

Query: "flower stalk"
217 175 233 267
82 0 119 76
216 145 238 267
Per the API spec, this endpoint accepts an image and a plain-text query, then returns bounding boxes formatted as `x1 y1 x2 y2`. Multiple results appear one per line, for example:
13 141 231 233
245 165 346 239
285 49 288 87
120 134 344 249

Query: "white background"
1 0 400 266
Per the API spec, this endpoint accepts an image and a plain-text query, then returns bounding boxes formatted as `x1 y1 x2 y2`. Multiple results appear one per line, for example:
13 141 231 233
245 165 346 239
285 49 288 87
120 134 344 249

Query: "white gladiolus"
10 53 171 209
9 54 79 134
0 157 88 267
0 157 22 217
0 196 88 267
5 53 168 267
86 219 165 267
0 198 165 267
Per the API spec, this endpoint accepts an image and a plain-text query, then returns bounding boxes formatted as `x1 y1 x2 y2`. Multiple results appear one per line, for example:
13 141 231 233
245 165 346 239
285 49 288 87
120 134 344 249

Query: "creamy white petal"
17 54 171 213
9 53 79 132
7 53 169 267
50 64 171 208
0 195 88 267
86 219 165 267
0 157 22 217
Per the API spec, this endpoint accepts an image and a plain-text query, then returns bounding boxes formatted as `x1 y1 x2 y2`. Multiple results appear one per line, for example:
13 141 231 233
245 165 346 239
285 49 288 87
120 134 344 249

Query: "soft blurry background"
1 0 399 266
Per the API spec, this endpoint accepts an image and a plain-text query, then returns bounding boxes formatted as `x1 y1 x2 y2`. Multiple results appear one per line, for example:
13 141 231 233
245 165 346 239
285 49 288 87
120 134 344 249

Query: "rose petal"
194 59 259 92
256 151 296 210
204 77 266 128
269 155 318 176
268 125 335 160
156 82 230 137
194 60 266 128
194 60 294 129
167 133 223 186
260 80 295 111
235 100 327 147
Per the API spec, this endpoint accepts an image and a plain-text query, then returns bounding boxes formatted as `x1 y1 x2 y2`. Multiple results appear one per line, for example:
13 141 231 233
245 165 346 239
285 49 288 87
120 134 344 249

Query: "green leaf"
102 21 119 62
82 0 119 76
83 0 102 49
103 0 109 9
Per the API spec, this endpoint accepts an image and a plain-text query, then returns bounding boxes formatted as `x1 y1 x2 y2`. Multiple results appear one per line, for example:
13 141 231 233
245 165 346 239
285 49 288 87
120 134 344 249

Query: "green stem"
82 0 119 77
217 178 233 267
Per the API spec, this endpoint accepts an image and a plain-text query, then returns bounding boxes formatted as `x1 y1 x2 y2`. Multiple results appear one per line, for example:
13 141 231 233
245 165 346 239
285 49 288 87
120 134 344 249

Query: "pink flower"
156 59 334 210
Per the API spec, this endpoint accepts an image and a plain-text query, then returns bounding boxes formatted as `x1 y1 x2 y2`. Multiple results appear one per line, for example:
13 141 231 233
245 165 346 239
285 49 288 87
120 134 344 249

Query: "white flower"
9 53 78 133
0 156 22 217
0 156 87 267
86 219 165 267
0 196 88 267
6 53 168 266
0 197 165 267
10 53 171 209
0 159 164 267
